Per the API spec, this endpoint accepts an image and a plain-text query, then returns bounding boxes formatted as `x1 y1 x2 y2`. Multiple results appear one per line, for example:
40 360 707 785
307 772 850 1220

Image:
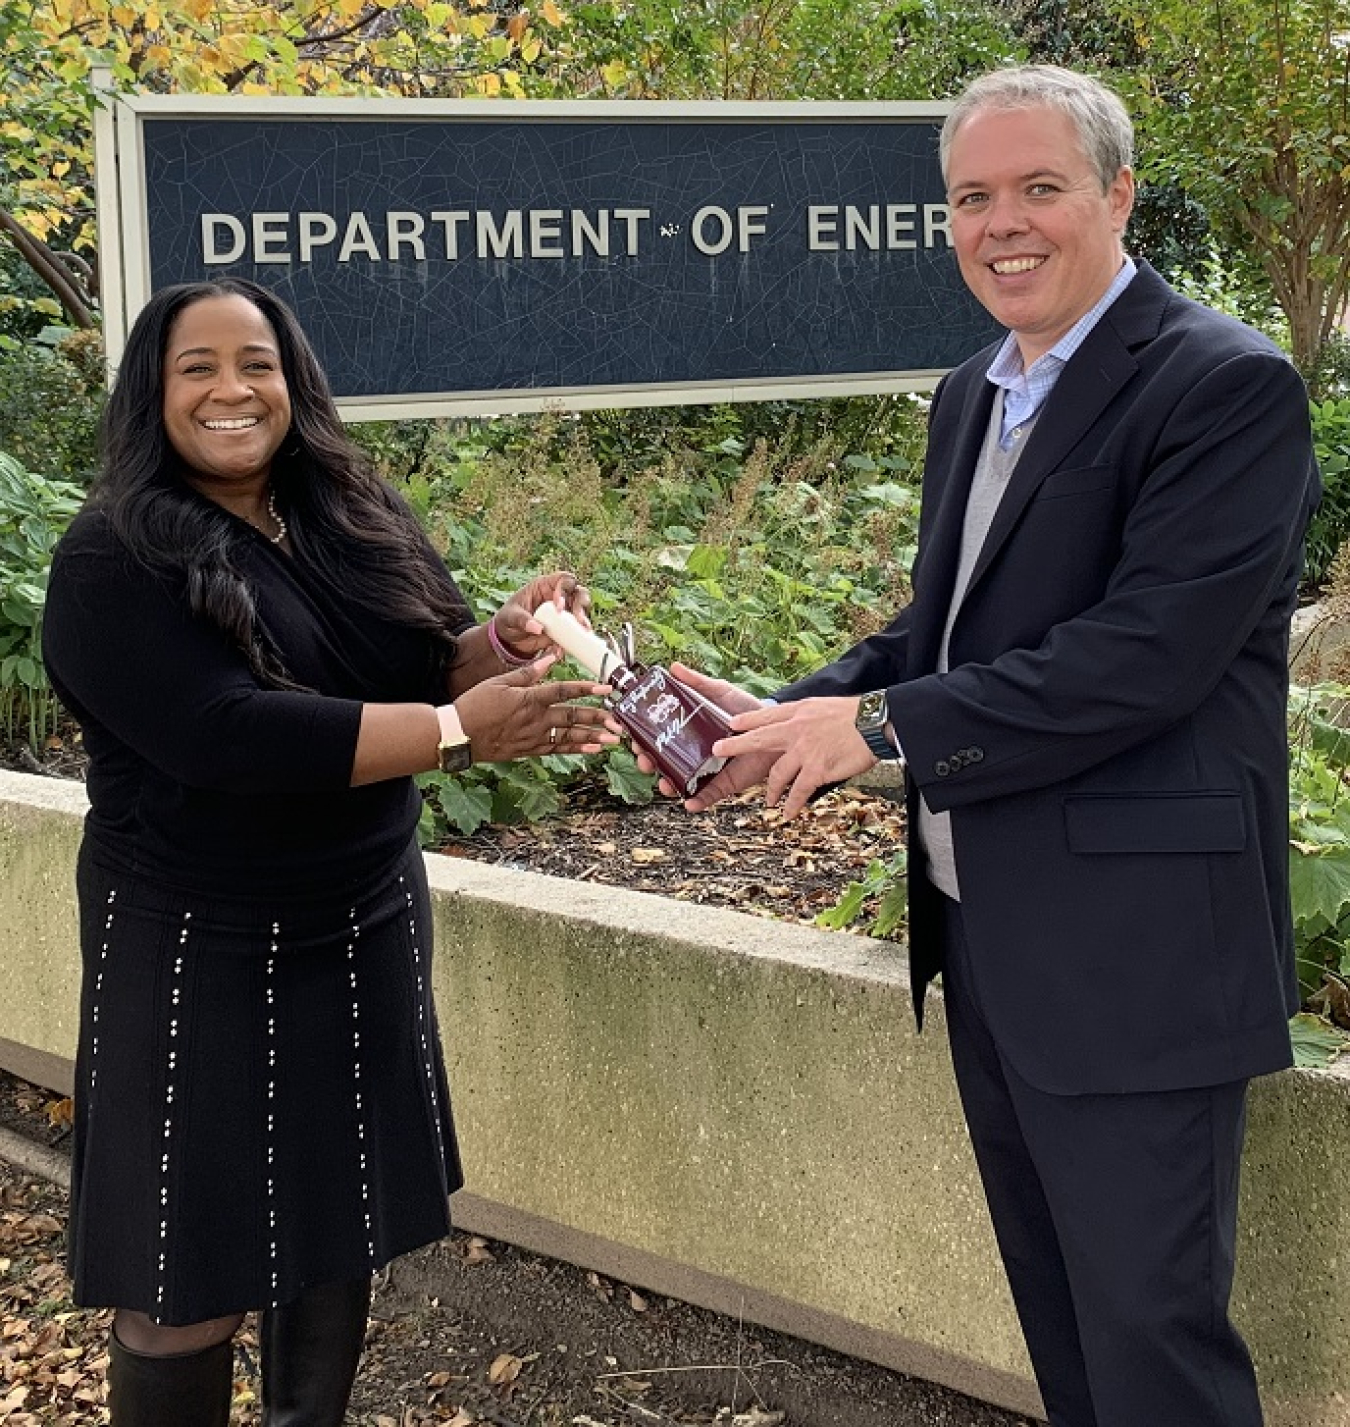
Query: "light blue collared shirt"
986 257 1137 449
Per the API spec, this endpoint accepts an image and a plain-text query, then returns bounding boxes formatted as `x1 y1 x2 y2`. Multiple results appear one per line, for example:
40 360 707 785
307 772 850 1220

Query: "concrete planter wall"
1 768 1347 1424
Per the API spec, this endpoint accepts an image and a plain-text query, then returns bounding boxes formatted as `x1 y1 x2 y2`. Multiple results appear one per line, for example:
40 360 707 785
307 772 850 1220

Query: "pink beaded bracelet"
487 616 535 668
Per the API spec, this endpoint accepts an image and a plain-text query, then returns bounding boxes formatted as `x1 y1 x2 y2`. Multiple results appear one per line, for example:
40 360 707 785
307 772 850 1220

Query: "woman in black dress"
41 276 620 1426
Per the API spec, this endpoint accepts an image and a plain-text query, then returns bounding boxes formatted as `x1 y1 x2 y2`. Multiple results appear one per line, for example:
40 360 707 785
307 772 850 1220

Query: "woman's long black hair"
95 277 470 689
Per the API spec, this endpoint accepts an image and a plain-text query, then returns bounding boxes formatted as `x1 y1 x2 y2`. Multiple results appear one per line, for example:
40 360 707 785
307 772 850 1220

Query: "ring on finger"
548 726 558 745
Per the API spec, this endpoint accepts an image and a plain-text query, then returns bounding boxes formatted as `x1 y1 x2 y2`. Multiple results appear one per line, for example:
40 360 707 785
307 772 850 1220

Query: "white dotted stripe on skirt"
402 874 447 1172
348 905 375 1264
266 921 280 1305
89 887 117 1109
155 909 191 1323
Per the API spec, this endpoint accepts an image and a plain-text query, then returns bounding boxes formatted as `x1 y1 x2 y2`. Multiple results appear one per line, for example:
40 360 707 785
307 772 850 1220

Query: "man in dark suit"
662 65 1319 1426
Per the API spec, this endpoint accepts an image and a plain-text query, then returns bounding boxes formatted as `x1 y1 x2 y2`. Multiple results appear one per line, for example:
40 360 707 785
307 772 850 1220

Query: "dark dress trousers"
778 263 1320 1426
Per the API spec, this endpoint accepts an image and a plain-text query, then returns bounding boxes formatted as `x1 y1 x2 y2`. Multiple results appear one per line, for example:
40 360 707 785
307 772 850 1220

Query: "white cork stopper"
532 603 618 681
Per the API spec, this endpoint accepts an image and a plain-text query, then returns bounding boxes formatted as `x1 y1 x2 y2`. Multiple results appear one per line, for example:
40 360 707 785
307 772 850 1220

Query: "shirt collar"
987 256 1138 390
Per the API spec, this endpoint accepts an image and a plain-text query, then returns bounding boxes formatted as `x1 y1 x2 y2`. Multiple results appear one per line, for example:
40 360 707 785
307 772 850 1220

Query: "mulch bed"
432 782 906 931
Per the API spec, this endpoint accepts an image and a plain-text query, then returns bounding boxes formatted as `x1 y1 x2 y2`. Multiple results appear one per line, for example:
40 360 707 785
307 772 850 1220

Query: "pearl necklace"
265 488 288 545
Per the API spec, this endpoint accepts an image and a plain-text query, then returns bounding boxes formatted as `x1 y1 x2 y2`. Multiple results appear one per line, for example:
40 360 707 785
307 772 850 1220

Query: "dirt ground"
0 1074 1033 1427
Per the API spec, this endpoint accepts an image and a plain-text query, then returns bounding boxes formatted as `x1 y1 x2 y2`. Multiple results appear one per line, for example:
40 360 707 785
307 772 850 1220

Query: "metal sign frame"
94 80 975 419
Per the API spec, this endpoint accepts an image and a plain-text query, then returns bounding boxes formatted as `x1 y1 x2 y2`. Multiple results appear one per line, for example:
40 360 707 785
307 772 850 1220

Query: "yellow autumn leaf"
466 13 492 38
111 4 138 25
541 0 565 24
474 71 502 96
144 44 172 66
601 58 627 87
521 36 542 63
184 0 214 18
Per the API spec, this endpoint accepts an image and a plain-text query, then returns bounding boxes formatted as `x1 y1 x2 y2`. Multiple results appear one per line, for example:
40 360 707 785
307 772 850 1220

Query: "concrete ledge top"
4 767 1345 1081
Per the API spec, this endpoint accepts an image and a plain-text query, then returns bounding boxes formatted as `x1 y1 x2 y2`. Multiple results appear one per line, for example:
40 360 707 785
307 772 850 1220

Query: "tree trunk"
0 208 96 330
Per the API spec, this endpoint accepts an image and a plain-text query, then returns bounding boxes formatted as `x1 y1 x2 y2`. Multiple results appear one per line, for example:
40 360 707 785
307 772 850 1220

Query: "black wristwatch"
855 690 899 760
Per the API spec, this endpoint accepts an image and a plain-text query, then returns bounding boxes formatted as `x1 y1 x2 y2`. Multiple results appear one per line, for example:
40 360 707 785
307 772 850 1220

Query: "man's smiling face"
945 103 1135 366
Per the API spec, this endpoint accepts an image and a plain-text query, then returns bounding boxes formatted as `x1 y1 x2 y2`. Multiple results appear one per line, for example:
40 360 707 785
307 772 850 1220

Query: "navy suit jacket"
779 263 1320 1095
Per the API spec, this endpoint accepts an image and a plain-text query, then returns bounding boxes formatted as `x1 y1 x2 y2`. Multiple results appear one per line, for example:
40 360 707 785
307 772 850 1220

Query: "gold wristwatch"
435 704 473 774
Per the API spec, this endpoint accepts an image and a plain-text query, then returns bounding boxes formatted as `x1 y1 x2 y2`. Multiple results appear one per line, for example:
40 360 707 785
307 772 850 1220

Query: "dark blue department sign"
139 112 999 409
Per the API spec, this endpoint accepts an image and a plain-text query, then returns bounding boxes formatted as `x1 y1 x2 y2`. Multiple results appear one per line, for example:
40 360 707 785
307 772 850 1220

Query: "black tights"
113 1308 244 1356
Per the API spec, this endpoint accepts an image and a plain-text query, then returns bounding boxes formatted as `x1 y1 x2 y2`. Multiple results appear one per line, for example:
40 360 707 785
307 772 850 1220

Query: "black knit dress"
42 504 467 1326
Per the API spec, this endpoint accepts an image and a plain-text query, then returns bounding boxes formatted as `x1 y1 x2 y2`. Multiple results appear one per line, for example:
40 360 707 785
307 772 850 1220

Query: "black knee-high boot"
107 1330 234 1426
260 1276 371 1427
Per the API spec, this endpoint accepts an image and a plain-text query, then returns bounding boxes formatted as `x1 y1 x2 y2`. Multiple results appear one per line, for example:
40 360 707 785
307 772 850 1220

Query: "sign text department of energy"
97 93 1000 417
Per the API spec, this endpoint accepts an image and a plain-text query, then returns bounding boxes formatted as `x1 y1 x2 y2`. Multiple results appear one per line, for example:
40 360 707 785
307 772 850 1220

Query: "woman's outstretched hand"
455 655 622 761
490 572 593 665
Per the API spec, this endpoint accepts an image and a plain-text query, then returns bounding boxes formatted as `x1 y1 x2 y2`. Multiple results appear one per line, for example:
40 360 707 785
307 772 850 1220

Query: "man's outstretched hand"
634 664 774 810
636 665 878 817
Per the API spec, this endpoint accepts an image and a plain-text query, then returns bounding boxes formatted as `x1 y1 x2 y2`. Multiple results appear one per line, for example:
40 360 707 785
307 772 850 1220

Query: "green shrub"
1307 396 1350 588
0 331 105 485
0 451 84 750
405 410 925 839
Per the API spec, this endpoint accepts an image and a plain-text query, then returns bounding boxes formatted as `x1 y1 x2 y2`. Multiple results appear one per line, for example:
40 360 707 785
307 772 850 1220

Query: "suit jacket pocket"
1064 791 1246 854
1032 463 1117 502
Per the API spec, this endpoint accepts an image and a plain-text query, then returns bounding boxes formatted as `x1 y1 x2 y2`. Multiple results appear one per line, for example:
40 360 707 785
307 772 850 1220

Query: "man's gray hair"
939 64 1135 192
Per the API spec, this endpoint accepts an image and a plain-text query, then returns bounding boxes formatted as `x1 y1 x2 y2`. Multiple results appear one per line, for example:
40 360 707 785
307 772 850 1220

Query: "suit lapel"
958 265 1168 601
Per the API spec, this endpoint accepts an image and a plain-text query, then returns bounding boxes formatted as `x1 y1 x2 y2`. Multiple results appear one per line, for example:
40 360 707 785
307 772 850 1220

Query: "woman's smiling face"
161 293 292 498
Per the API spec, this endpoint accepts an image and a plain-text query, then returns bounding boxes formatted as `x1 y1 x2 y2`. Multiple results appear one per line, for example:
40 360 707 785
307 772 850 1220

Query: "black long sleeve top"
42 505 473 903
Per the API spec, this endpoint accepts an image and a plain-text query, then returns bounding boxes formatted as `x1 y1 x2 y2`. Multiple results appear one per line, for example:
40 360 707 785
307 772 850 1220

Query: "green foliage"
546 0 1018 101
408 409 925 839
1286 682 1350 1063
1116 0 1350 379
815 846 908 938
1306 396 1350 589
0 330 105 484
0 244 67 346
485 395 932 486
1289 1011 1350 1068
0 450 83 750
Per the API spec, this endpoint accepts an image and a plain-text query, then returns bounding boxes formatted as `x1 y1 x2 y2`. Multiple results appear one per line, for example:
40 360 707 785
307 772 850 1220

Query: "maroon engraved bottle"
533 604 734 797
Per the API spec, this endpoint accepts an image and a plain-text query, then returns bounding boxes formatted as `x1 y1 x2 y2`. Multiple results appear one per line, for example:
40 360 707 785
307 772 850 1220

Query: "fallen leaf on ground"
487 1352 522 1385
731 1409 786 1426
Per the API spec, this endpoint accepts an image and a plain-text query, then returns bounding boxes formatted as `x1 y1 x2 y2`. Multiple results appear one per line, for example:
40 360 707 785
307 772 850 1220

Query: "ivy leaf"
437 778 494 835
1289 1011 1350 1068
604 748 655 805
492 768 562 825
1289 844 1350 930
872 879 908 939
815 880 868 930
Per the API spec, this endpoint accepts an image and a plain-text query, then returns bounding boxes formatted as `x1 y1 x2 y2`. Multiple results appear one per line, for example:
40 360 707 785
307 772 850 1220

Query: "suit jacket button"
968 747 984 762
935 760 951 778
